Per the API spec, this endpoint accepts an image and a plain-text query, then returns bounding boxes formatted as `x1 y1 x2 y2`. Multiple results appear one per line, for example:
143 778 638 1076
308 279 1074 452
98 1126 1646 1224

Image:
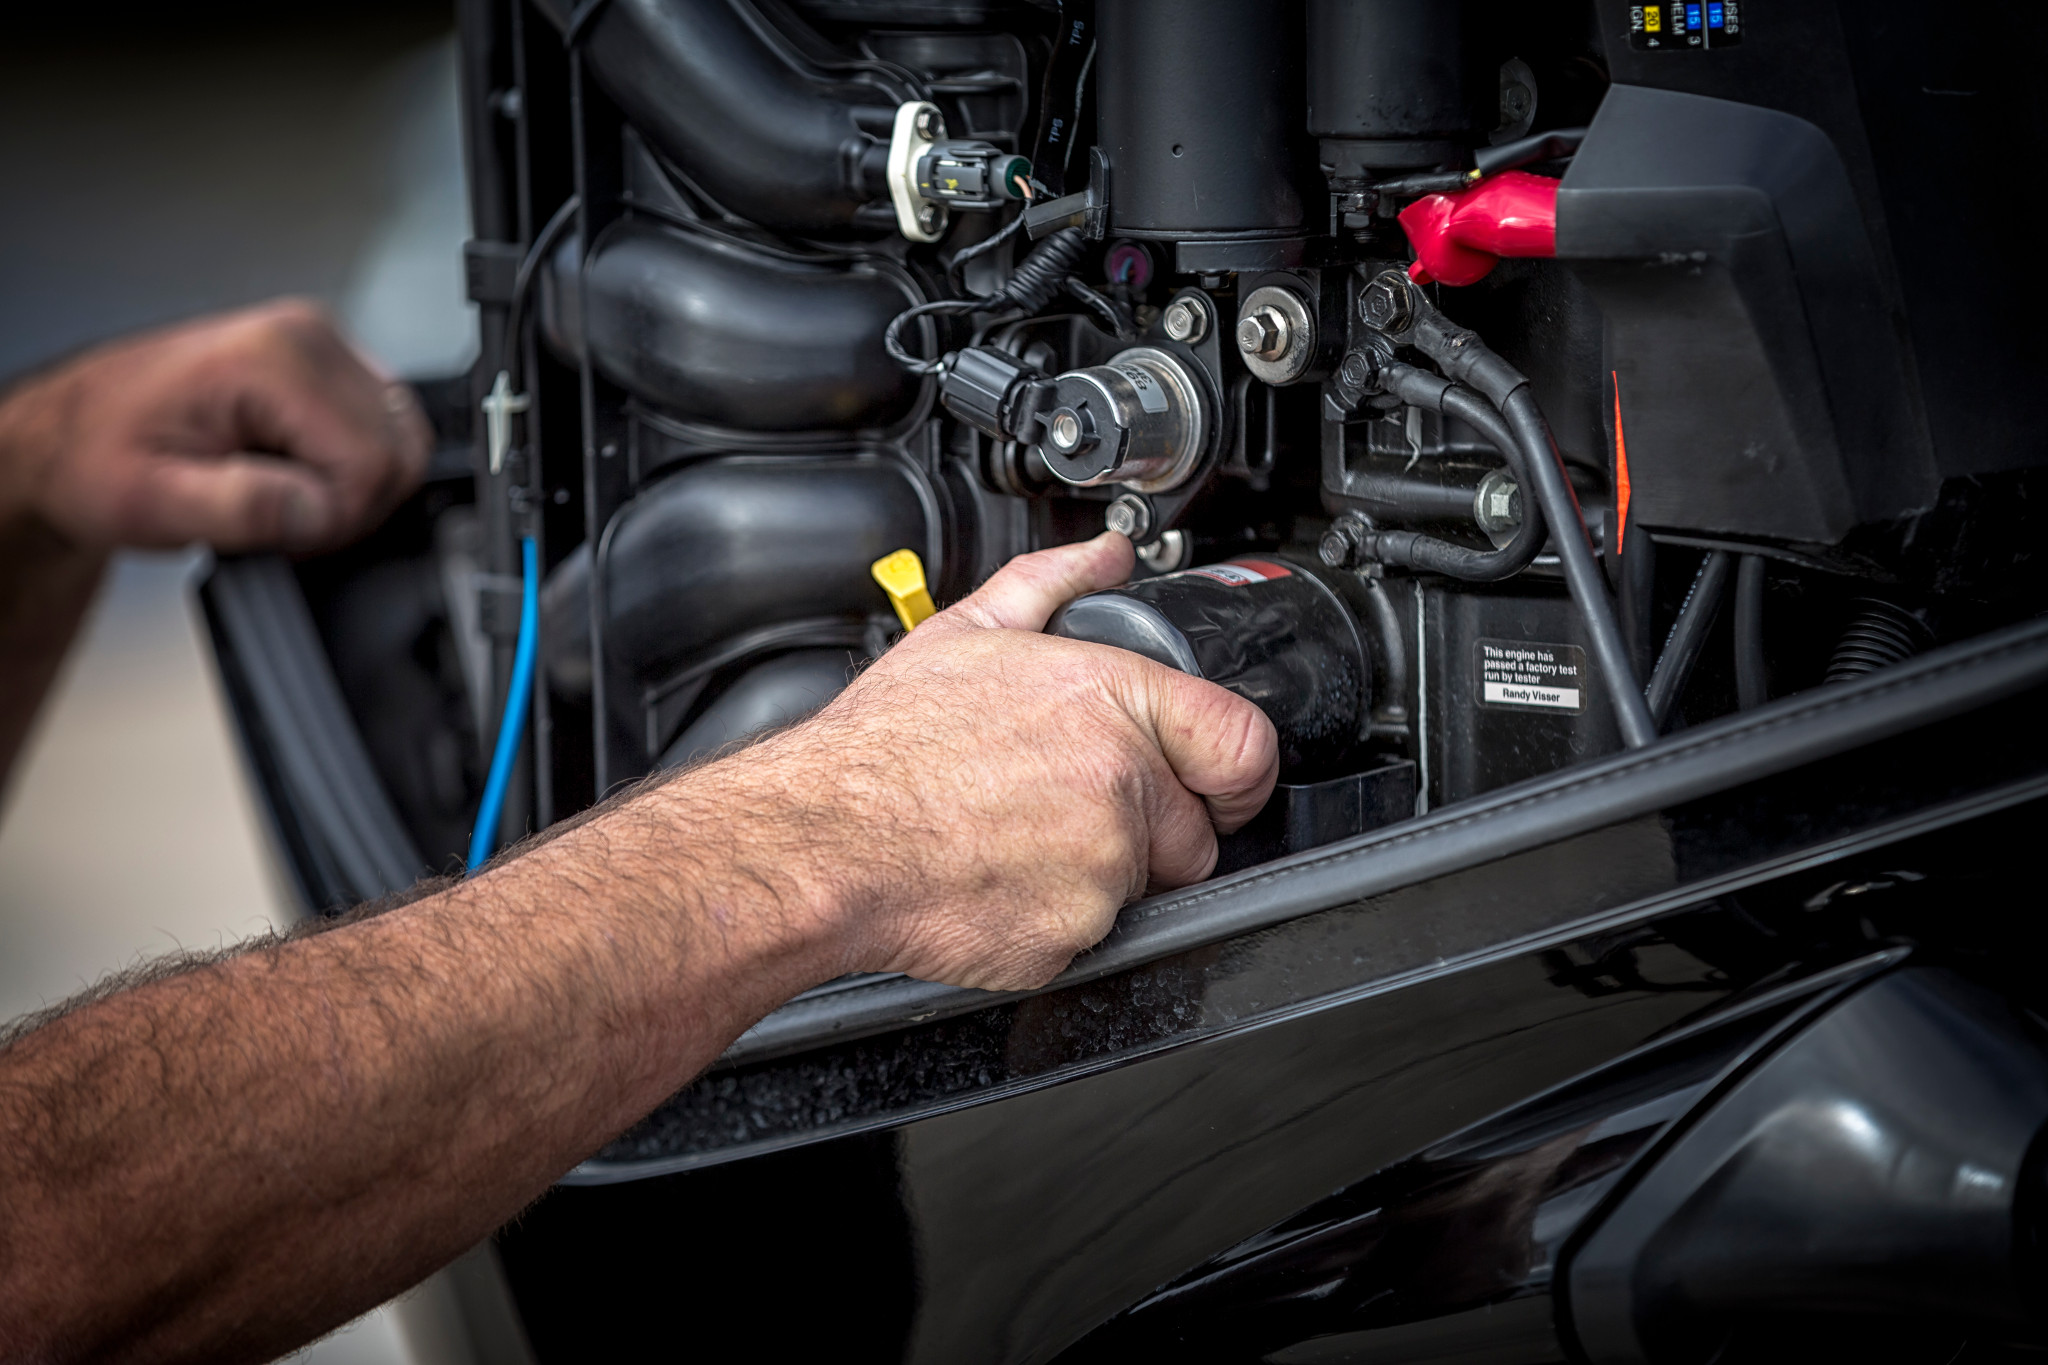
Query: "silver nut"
916 202 944 234
914 107 944 141
1048 409 1083 452
1161 296 1209 344
1105 494 1153 541
1236 307 1290 361
1472 468 1523 547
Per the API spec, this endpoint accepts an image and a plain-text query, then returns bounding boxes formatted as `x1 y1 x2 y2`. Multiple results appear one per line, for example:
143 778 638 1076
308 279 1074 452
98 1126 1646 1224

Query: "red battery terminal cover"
1396 170 1560 287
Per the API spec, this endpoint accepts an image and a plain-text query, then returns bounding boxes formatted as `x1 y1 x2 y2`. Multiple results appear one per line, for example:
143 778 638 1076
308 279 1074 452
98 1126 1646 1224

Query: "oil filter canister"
1047 557 1372 778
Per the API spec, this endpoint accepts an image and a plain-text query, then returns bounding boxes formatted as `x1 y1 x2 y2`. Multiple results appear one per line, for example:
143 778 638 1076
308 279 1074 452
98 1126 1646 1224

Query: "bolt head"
1048 408 1083 452
1162 297 1207 343
1318 529 1353 568
1359 276 1412 332
914 107 944 140
1338 350 1376 390
1236 307 1289 361
916 202 944 233
1105 494 1151 540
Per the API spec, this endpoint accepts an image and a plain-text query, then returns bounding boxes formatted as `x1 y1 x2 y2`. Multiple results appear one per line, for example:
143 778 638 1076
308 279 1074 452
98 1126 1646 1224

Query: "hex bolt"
1162 296 1209 344
1318 512 1374 569
1358 274 1414 333
1338 349 1378 392
916 202 944 235
1236 307 1290 361
1105 494 1154 541
913 107 944 141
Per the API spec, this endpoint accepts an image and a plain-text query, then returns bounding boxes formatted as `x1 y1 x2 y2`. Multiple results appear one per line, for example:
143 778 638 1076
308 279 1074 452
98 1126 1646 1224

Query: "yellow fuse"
1645 4 1662 29
871 548 937 631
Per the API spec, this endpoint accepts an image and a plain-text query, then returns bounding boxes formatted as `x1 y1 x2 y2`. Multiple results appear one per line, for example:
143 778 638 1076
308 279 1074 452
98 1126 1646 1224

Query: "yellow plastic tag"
871 548 937 631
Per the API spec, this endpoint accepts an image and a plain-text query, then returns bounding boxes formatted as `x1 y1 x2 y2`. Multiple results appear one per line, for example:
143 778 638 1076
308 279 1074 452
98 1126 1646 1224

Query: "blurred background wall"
0 5 478 1360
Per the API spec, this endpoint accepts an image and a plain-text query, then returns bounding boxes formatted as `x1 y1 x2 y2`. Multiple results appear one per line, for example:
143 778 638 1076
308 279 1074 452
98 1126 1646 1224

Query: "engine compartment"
273 0 2046 891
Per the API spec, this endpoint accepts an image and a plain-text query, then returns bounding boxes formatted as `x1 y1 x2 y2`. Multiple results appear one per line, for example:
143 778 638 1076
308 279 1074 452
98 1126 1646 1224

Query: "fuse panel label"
1477 639 1588 713
1630 1 1742 49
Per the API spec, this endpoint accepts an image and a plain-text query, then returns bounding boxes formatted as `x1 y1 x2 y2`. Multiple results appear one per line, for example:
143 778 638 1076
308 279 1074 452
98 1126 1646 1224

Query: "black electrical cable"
501 195 583 392
947 210 1028 296
1645 550 1735 729
883 299 985 376
886 227 1092 375
1498 387 1658 747
1734 553 1769 710
1472 127 1588 177
996 227 1086 313
1064 278 1130 339
562 0 610 46
1389 287 1657 745
1345 366 1548 582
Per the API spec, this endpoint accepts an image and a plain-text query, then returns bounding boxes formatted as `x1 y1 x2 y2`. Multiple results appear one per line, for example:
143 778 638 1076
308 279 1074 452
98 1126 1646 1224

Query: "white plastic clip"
886 101 947 243
481 369 531 476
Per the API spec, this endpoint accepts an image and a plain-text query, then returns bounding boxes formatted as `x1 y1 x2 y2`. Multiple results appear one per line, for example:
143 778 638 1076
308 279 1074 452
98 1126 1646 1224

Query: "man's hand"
0 535 1277 1362
713 531 1280 991
0 298 431 552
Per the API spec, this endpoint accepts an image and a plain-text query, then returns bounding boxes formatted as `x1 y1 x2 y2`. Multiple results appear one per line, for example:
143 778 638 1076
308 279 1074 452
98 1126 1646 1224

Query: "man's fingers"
212 301 431 541
946 531 1135 632
1144 779 1223 890
98 452 338 552
1129 662 1280 836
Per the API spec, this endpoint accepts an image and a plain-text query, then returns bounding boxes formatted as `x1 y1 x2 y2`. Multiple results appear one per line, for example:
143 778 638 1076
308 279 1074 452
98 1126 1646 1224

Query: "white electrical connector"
481 369 530 476
886 101 947 243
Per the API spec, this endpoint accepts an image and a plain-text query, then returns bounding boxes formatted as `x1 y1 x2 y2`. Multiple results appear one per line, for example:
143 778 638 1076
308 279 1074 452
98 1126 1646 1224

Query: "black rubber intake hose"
540 0 898 233
1403 295 1659 747
1351 366 1548 583
541 219 922 429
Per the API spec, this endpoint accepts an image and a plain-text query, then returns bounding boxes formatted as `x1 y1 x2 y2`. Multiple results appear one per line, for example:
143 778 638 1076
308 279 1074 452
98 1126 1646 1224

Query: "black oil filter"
1048 557 1372 778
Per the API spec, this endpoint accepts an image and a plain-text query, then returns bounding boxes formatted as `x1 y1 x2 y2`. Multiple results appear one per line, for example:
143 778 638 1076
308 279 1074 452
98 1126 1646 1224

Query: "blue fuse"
1685 3 1703 28
1707 1 1725 26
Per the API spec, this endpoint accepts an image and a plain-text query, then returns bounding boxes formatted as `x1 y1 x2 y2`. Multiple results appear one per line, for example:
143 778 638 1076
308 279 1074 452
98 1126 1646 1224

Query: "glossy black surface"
556 0 901 234
565 217 921 431
1060 955 1892 1362
481 611 2048 1358
589 452 939 769
1569 968 2048 1363
504 789 2048 1361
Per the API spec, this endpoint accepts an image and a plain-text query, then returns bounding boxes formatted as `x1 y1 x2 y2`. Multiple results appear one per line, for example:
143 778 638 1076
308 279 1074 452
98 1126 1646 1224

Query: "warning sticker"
1477 638 1588 713
1180 559 1294 587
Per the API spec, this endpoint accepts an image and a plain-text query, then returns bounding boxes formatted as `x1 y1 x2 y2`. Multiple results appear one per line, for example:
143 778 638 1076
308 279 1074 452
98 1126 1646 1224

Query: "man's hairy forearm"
0 751 863 1364
0 531 1279 1363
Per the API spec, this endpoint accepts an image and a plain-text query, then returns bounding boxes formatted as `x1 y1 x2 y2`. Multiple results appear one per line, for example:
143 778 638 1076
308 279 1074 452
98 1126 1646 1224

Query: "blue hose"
466 534 539 872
